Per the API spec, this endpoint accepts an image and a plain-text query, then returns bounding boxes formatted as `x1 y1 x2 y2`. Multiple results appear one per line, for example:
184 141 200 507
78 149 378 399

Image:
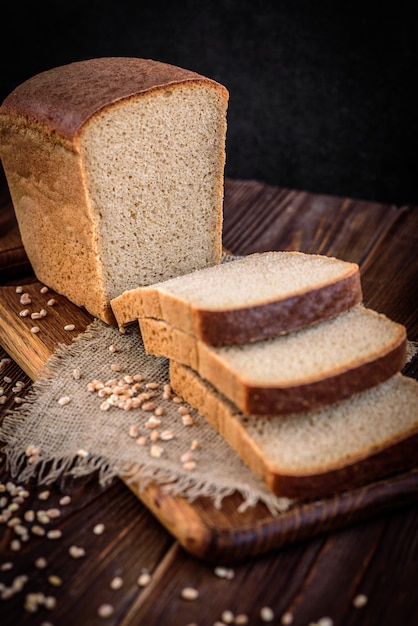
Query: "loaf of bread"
0 57 228 323
111 251 362 341
140 305 406 415
170 362 418 499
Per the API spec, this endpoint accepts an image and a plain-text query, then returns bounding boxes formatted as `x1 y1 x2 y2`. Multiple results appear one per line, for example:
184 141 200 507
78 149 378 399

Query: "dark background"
1 1 417 205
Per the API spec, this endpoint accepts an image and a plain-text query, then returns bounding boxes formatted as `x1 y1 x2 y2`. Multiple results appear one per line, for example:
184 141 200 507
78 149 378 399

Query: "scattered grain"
24 591 44 612
129 425 140 438
181 586 199 600
93 523 105 535
310 618 334 626
64 324 75 331
20 293 31 305
110 576 124 590
57 396 71 406
47 298 56 306
260 606 275 622
30 326 40 334
221 609 235 623
34 557 48 569
37 511 51 524
38 490 51 501
19 309 30 317
214 566 235 579
10 539 21 551
26 444 41 457
72 368 81 380
69 545 86 559
15 286 23 293
182 414 194 426
44 595 57 610
0 562 13 571
149 430 160 442
136 436 147 446
353 593 368 608
110 363 121 372
145 416 161 428
160 430 174 441
11 574 29 592
59 495 71 506
180 451 193 464
137 570 151 587
97 603 114 618
150 444 164 458
48 575 63 587
46 529 62 540
162 384 172 399
234 614 249 625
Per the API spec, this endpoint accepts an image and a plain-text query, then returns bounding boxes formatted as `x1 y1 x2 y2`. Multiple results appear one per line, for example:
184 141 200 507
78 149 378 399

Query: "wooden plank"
1 181 417 563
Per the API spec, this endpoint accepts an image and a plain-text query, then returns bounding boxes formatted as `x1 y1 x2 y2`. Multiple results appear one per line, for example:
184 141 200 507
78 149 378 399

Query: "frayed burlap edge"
0 319 292 517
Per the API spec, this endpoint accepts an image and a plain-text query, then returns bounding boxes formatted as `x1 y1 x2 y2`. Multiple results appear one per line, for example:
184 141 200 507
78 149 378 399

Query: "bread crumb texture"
0 58 228 322
80 84 226 299
141 251 358 309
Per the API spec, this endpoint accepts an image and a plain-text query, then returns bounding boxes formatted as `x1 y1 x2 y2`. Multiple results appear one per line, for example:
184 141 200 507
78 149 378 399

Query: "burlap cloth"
0 319 293 515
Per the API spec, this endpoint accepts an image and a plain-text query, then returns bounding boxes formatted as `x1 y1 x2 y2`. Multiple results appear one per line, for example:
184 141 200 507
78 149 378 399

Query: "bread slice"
170 362 418 499
110 251 362 341
0 57 228 323
140 305 407 415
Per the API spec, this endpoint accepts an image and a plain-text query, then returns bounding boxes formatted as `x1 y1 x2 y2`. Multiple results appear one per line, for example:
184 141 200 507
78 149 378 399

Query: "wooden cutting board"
1 214 417 564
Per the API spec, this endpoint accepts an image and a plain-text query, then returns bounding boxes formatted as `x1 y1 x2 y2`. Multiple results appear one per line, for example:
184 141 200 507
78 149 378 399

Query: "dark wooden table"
1 174 417 626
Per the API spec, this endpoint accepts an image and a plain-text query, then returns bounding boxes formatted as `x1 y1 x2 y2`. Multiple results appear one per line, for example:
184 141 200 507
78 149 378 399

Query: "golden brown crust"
195 267 363 345
0 57 228 141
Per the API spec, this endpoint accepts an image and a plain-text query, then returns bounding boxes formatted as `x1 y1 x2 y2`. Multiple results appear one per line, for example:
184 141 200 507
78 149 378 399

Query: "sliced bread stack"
110 251 418 499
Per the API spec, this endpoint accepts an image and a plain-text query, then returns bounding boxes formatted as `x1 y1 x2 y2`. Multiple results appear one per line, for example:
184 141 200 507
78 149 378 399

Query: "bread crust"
241 338 406 414
140 312 407 415
195 267 362 345
170 362 418 499
265 432 418 498
0 57 228 140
